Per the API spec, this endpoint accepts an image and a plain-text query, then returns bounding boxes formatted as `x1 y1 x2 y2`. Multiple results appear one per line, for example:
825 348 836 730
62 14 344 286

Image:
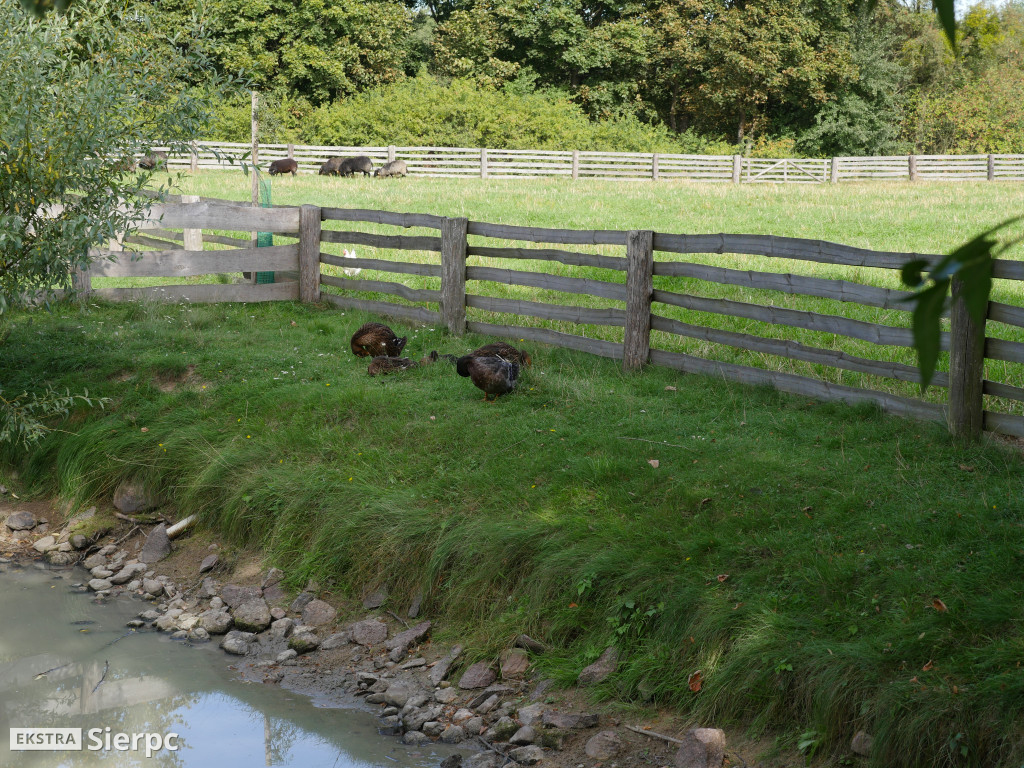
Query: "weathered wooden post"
250 91 260 258
731 154 742 184
182 195 203 251
622 229 654 371
947 275 987 441
71 261 92 300
388 145 397 164
908 154 918 182
571 150 580 180
829 156 839 184
987 153 996 182
440 217 468 335
298 205 322 303
190 144 199 173
480 148 489 179
287 143 295 160
651 153 660 181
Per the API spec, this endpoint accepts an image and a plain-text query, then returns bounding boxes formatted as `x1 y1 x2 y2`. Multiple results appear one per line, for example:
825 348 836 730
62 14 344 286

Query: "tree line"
153 0 1024 156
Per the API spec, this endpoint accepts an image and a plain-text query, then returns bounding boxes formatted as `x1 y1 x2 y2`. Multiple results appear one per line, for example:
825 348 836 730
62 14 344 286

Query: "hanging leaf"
688 670 703 692
933 0 957 52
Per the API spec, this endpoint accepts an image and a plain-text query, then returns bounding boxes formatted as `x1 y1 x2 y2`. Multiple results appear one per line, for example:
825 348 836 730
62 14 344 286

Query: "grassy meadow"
100 172 1024 412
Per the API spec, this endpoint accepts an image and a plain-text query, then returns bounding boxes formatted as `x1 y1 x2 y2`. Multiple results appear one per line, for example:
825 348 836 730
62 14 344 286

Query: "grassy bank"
3 298 1023 766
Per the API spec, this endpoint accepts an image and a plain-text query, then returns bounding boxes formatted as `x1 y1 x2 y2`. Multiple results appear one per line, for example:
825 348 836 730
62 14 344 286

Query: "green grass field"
99 172 1024 413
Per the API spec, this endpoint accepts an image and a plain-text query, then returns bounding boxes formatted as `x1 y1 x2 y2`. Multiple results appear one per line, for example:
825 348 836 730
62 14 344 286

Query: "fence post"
571 150 580 180
623 229 654 371
947 275 986 441
298 204 322 303
182 195 203 251
190 144 198 173
908 154 918 182
987 153 995 181
287 143 295 160
731 154 742 184
829 157 839 184
388 145 397 164
440 217 468 335
71 261 92 300
652 153 660 181
480 148 488 179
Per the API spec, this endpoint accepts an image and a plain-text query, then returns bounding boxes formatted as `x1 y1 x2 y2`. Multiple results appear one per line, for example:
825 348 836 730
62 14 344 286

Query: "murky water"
0 562 450 767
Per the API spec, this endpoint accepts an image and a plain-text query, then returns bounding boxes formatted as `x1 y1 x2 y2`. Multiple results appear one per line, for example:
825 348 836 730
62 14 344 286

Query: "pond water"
0 561 450 767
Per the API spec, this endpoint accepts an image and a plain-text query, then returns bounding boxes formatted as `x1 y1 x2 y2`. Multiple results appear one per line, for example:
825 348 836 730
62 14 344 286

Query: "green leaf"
933 0 957 51
910 281 949 392
900 259 929 288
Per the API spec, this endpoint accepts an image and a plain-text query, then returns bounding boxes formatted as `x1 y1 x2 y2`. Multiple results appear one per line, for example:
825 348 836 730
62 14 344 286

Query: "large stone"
69 534 89 550
88 578 113 592
408 591 423 619
517 703 545 727
82 554 107 570
508 745 545 765
485 716 518 742
405 705 443 733
362 585 389 609
463 754 502 768
578 646 618 685
429 644 463 686
32 535 57 553
262 567 285 588
500 648 531 679
113 479 157 514
383 680 420 708
385 620 432 651
351 619 388 646
221 584 262 609
138 524 171 564
199 554 219 573
673 728 726 768
46 551 78 566
320 631 350 650
110 563 146 585
541 711 599 730
402 731 430 746
289 591 315 614
434 687 459 704
197 609 233 634
269 617 295 640
510 726 536 746
301 599 337 627
5 511 37 531
220 630 255 655
458 661 497 690
585 731 623 760
851 731 873 757
142 579 164 596
440 725 466 744
233 598 272 632
288 631 320 654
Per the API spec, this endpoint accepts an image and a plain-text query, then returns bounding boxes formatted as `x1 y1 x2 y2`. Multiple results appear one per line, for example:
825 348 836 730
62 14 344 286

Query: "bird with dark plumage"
463 342 531 367
367 356 416 376
456 355 519 401
350 322 407 358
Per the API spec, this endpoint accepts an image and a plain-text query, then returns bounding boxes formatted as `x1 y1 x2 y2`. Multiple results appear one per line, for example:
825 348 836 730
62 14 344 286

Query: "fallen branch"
386 610 410 629
166 514 196 539
625 724 686 745
114 512 164 525
616 437 693 450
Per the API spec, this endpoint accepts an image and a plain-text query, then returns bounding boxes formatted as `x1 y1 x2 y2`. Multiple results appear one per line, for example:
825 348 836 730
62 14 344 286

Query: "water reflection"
0 563 449 767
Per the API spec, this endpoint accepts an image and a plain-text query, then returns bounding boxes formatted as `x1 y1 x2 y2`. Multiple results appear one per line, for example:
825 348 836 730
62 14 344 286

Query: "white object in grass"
342 248 362 277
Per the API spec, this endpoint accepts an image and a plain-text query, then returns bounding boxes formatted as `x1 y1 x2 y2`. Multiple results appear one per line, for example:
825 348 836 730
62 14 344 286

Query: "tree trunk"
737 106 747 143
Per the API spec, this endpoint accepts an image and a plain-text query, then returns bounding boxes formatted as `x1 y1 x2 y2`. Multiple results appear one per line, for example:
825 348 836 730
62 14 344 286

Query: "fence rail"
72 199 1024 442
144 142 1024 183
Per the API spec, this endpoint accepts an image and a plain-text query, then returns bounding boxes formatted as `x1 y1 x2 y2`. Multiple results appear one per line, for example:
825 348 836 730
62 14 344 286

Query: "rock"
197 609 233 635
88 578 113 592
501 648 531 679
289 591 315 614
138 524 171 564
585 731 623 760
536 729 568 750
142 579 164 596
541 711 598 730
97 544 116 556
199 554 218 573
351 619 388 646
463 754 503 768
515 634 547 653
32 535 57 553
199 577 220 599
319 631 349 650
486 716 519 742
383 680 420 708
673 728 726 768
385 620 432 651
140 609 161 622
170 630 189 640
5 511 37 530
276 649 298 663
156 615 179 632
270 606 286 620
476 694 500 714
423 721 445 738
402 731 430 746
429 644 463 686
57 542 73 552
530 679 555 701
126 579 142 592
440 756 462 768
91 567 114 579
508 745 545 765
189 627 210 642
110 563 146 585
434 687 459 704
113 479 157 513
69 534 89 550
408 591 423 619
233 598 272 632
288 631 320 654
269 617 295 640
464 717 484 735
262 567 285 588
362 585 388 609
578 646 618 685
46 551 78 566
440 725 466 744
517 704 545 726
221 630 255 655
851 731 873 757
263 583 287 604
405 705 442 732
510 726 536 746
220 583 262 608
458 661 497 690
301 599 337 627
83 554 107 570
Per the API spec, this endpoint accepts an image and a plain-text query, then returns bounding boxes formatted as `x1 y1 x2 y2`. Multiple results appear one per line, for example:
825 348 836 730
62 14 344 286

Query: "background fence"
149 142 1024 183
72 198 1024 443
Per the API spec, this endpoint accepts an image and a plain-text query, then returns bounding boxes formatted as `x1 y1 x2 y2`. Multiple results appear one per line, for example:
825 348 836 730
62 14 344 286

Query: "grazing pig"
138 151 168 170
319 156 345 176
340 155 374 177
374 159 408 178
269 158 298 176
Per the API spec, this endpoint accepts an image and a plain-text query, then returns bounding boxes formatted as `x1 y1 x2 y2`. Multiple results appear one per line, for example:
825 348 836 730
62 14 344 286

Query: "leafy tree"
432 2 520 87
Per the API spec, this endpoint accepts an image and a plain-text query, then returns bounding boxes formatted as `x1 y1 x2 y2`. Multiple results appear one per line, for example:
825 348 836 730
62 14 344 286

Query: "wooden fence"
75 200 1024 442
149 142 1024 183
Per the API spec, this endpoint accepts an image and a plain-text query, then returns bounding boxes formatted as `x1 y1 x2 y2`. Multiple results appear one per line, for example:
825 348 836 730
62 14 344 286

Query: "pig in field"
319 156 345 176
374 159 408 178
269 158 298 176
340 156 374 177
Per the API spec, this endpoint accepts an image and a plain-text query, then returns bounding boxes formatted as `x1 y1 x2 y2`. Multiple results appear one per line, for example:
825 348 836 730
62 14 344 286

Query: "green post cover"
255 177 274 284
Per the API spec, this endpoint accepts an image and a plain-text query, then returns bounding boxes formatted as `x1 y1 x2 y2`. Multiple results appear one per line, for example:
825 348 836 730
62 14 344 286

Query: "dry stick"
624 724 686 745
111 525 140 547
476 736 514 767
92 660 110 694
616 437 693 450
386 610 410 629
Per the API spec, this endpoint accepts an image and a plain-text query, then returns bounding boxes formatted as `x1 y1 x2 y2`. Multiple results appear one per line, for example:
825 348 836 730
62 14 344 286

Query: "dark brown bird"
464 342 531 367
350 322 407 358
419 350 457 366
456 355 519 401
367 356 416 376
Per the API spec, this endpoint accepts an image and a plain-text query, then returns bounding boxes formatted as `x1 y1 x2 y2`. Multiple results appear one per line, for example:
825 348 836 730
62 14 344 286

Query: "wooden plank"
320 253 441 277
466 320 623 359
90 282 298 303
123 234 184 251
138 202 300 232
983 411 1024 438
87 244 299 278
650 314 945 386
320 229 442 252
182 194 203 251
982 380 1024 403
321 293 440 324
441 217 469 334
653 260 917 310
466 265 627 301
467 221 627 246
648 348 945 423
992 260 1024 281
320 208 444 229
652 289 943 349
203 233 252 248
299 205 321 303
985 337 1024 363
467 245 626 271
466 294 626 326
988 301 1024 328
321 275 440 303
623 230 654 370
